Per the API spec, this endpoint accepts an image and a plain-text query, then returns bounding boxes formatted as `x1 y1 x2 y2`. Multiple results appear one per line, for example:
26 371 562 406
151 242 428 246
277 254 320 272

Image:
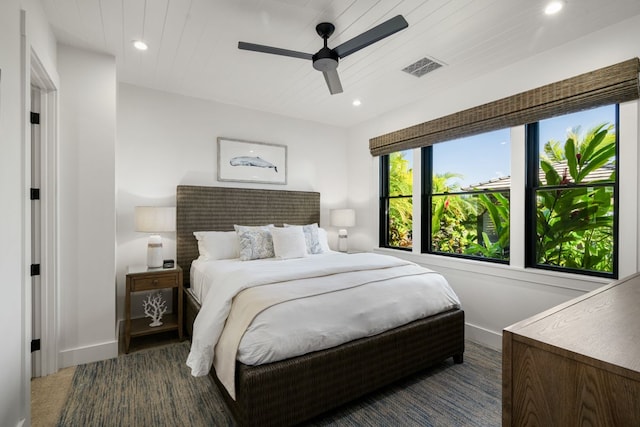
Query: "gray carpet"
57 340 501 426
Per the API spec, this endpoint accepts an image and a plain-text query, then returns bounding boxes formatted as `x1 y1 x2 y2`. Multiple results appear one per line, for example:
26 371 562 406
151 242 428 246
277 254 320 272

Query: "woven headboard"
176 185 320 284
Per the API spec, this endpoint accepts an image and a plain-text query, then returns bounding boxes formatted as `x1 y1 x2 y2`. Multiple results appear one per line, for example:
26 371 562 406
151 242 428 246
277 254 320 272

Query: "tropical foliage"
387 151 413 248
535 123 615 273
463 192 510 259
431 173 472 254
430 173 509 260
384 119 615 274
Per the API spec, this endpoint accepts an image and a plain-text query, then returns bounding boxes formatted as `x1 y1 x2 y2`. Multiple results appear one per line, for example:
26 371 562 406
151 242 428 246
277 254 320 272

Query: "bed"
177 185 465 427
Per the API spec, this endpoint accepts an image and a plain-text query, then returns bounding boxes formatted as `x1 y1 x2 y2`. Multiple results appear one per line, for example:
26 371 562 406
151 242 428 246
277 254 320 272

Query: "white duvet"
186 252 461 398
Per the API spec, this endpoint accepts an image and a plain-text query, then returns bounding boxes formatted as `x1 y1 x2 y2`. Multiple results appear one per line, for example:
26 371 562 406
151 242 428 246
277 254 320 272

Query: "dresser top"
505 272 640 376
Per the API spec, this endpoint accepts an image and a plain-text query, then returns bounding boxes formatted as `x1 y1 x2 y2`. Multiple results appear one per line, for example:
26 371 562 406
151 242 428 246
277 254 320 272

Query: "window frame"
421 146 510 264
379 153 413 251
524 105 620 279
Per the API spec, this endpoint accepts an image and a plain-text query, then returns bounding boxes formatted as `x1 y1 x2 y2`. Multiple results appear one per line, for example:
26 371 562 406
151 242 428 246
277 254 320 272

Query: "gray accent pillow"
234 225 275 261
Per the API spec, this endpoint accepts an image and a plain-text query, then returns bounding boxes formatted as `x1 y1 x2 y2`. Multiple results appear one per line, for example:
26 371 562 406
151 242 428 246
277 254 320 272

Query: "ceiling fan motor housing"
313 47 339 71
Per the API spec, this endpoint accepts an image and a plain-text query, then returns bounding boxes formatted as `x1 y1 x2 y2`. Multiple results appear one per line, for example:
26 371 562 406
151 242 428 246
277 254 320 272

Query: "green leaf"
540 160 560 186
565 138 578 181
480 195 501 232
481 231 493 248
580 125 609 164
593 187 612 208
576 144 615 182
432 199 444 233
493 193 510 221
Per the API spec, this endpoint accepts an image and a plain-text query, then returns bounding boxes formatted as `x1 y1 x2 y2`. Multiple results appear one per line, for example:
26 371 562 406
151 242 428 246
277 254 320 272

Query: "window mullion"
421 147 432 254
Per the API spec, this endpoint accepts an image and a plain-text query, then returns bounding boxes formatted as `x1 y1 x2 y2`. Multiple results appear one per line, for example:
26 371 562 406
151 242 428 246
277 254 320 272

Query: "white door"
31 86 42 378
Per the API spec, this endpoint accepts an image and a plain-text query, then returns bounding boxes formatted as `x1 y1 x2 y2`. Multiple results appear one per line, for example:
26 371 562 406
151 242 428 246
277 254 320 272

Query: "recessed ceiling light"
352 99 362 107
544 1 563 15
133 40 148 51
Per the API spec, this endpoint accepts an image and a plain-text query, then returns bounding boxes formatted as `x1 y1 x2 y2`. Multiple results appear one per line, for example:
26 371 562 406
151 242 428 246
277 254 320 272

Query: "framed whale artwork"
217 137 287 185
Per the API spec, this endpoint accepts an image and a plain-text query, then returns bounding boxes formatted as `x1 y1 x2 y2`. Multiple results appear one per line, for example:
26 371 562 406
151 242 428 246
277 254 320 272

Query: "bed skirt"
184 288 465 426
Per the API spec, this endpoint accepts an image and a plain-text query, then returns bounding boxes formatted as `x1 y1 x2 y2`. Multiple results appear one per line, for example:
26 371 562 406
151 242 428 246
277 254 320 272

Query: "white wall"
347 15 640 350
0 0 59 425
57 45 118 367
116 83 350 320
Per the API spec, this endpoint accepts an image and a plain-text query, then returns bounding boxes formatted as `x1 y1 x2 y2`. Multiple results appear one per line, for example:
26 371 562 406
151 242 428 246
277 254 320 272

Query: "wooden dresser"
503 272 640 426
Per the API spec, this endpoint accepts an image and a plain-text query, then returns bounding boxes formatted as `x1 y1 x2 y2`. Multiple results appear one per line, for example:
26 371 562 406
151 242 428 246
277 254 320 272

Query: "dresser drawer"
131 274 178 291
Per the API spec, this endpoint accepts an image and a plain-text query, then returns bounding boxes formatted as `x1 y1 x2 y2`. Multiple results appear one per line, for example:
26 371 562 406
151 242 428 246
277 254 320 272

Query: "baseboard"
465 322 502 352
59 339 118 368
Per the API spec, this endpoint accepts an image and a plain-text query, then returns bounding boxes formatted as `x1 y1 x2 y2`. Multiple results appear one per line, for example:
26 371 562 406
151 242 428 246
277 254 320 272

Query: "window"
380 150 413 249
526 105 618 277
424 129 511 261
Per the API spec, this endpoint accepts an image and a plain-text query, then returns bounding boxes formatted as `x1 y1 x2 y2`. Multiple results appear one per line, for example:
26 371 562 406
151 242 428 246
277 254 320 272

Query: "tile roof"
464 161 615 190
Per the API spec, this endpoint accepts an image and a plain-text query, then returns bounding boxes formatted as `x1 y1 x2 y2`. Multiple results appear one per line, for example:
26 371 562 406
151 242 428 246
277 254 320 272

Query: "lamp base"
338 229 348 252
147 235 163 268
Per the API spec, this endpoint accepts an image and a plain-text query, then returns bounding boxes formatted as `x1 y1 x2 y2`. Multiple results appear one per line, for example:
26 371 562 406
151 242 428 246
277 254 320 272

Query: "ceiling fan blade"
322 69 343 95
334 15 408 58
238 41 313 60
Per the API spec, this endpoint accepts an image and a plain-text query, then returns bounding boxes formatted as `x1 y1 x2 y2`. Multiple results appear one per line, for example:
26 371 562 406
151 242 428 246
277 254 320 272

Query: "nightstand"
124 265 183 353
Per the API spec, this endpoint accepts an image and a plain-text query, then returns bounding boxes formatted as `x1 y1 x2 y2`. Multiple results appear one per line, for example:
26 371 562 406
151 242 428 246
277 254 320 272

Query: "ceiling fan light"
312 47 339 72
313 57 338 72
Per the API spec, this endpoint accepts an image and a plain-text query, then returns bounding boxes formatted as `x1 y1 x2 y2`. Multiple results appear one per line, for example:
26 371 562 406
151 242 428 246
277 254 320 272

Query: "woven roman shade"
370 58 640 156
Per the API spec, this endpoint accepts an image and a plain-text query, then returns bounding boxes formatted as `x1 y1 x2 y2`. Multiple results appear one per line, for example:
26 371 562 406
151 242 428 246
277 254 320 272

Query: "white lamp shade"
331 209 355 253
135 206 176 233
330 209 356 227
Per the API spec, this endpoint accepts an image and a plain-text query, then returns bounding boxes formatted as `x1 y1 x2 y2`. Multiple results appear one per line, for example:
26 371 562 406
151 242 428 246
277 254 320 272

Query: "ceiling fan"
238 15 409 95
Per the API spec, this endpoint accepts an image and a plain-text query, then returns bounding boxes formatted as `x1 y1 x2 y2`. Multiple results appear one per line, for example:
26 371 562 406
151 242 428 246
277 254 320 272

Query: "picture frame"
217 137 287 185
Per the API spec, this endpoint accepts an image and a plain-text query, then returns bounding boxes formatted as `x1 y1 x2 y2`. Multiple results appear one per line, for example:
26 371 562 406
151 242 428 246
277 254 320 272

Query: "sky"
432 128 510 188
538 104 616 153
427 104 616 189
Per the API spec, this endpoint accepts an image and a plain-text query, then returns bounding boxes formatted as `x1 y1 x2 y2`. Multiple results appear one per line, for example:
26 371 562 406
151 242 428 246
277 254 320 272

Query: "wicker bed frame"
176 185 465 427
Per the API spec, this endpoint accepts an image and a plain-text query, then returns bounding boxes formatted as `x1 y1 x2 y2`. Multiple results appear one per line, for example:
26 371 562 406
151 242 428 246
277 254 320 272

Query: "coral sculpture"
143 291 167 327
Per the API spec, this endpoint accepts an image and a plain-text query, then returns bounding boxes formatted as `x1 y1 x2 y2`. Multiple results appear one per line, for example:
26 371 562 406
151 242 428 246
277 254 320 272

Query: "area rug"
57 340 501 426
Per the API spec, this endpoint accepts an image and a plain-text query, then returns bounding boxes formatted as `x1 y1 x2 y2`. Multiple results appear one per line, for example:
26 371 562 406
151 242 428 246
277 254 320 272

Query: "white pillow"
318 227 331 252
234 225 275 261
193 231 239 260
271 226 308 259
284 223 323 254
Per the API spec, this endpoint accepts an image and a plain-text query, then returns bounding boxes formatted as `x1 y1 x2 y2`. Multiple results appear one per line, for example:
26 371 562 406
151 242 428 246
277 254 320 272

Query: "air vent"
402 57 443 78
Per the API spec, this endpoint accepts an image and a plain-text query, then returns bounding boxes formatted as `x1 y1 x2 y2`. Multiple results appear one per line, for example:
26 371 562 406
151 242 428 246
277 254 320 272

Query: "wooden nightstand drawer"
131 274 178 291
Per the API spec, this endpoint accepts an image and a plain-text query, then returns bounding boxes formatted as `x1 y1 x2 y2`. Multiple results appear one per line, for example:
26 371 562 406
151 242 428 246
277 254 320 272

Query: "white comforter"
186 252 460 397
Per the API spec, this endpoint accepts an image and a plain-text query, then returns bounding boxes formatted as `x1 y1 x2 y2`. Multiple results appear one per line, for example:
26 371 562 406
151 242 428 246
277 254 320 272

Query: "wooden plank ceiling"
42 0 640 127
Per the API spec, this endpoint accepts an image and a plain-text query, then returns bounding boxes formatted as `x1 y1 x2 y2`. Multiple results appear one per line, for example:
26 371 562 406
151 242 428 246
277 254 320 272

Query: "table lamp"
135 206 176 268
330 208 356 252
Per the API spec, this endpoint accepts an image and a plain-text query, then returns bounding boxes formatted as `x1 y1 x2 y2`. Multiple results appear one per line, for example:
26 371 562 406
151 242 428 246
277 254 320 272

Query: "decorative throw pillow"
317 227 331 252
193 231 240 260
234 225 275 261
284 223 323 254
271 226 308 259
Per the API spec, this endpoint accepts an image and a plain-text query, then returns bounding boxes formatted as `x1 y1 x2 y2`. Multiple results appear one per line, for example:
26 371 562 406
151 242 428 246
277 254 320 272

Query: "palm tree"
540 123 615 167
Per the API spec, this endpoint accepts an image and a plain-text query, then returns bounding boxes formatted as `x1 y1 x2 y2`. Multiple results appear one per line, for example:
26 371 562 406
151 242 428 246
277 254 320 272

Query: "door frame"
30 50 59 377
